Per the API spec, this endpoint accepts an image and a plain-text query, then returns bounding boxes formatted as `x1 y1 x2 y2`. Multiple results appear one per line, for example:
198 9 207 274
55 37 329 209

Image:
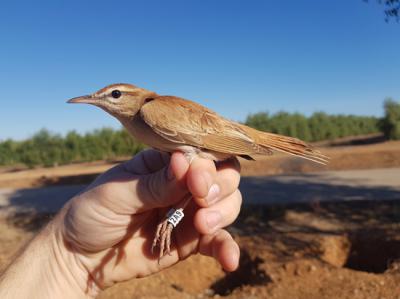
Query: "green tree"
381 98 400 140
364 0 400 21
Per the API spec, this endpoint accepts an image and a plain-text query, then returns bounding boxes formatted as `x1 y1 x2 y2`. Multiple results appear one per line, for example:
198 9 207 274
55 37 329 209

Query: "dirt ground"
1 135 400 298
1 201 400 299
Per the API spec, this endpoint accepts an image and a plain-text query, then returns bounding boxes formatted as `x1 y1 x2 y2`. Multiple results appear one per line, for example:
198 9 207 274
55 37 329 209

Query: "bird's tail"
242 126 329 164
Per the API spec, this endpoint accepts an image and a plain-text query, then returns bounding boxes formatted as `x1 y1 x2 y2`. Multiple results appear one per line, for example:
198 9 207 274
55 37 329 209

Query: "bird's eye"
111 90 122 99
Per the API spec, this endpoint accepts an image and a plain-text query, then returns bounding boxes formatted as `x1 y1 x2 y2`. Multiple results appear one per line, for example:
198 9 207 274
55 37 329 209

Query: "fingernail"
205 184 220 204
166 165 175 181
206 211 222 230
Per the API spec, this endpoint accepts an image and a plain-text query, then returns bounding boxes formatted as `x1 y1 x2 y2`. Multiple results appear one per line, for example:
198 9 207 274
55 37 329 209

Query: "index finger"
187 157 241 208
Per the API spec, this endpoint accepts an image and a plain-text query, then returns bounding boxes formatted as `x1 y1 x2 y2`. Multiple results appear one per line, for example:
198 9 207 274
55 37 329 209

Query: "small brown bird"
68 83 328 258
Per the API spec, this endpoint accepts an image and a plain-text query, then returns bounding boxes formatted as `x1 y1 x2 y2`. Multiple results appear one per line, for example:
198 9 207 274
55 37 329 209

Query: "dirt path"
241 168 400 204
0 168 399 220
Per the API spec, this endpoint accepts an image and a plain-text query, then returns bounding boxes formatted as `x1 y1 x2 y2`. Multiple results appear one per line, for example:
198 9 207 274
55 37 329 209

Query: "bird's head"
67 83 157 118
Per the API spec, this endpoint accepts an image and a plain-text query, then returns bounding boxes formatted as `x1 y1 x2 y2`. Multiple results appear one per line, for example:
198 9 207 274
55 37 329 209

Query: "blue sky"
0 0 399 140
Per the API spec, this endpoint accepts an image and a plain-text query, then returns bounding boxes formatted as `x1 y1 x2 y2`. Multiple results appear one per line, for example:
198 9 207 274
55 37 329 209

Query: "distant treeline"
245 98 400 142
0 128 145 168
245 112 380 142
0 99 399 168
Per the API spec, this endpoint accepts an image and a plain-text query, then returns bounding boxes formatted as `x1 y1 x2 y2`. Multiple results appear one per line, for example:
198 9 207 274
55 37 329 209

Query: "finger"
215 156 241 174
137 152 191 209
123 149 171 175
86 150 168 189
214 157 241 201
168 152 191 185
91 151 189 214
186 157 217 200
194 189 242 235
198 229 240 272
187 157 240 208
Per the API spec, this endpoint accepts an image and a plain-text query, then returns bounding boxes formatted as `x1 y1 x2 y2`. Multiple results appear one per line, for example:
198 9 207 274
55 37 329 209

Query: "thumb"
133 152 190 211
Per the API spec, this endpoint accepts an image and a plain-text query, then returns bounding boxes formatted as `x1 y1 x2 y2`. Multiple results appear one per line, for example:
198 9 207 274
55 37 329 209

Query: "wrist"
0 210 99 299
50 212 100 298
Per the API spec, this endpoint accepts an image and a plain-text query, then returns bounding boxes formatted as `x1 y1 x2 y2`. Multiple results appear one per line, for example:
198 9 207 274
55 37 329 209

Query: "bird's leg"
152 195 192 260
151 219 167 254
152 150 197 260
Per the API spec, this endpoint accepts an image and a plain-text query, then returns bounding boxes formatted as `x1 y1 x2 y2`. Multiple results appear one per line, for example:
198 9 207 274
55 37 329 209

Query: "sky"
0 0 399 140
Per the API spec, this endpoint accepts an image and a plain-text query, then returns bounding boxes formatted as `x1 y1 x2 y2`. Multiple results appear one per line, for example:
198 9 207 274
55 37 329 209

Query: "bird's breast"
119 115 172 151
119 115 233 161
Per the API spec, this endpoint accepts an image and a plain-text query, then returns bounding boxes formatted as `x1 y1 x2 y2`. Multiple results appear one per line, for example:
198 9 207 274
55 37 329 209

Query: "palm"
62 150 241 290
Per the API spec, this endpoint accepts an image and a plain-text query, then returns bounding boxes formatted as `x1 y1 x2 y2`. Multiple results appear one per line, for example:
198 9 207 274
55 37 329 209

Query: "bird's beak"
67 95 98 104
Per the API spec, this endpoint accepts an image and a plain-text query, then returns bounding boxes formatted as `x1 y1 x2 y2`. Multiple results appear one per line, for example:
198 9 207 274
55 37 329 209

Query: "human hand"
59 149 242 295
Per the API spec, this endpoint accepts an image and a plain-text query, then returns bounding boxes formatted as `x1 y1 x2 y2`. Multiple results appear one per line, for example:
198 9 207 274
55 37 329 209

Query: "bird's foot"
151 219 173 260
152 208 185 261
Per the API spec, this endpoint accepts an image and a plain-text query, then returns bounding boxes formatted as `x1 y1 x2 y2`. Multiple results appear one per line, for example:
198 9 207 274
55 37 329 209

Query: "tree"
381 98 400 139
365 0 400 21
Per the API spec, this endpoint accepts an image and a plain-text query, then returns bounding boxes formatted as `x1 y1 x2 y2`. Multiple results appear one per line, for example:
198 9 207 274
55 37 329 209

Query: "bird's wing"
139 96 266 155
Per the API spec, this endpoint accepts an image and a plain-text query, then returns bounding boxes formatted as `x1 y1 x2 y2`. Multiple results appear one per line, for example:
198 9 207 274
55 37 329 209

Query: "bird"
67 83 328 258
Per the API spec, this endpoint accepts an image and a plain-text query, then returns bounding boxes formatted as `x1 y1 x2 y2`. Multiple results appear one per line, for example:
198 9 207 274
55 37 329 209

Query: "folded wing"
139 96 269 156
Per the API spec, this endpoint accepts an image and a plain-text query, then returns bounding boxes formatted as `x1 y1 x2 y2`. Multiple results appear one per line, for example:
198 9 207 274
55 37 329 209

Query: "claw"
151 221 163 254
166 224 173 256
159 222 168 260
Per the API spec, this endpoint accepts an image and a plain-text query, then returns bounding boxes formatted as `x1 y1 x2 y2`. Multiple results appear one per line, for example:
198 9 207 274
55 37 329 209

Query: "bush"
381 98 400 140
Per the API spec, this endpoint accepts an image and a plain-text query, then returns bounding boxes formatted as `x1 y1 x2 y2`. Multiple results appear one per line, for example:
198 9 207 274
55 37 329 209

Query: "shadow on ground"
240 175 400 204
2 174 399 232
329 134 386 147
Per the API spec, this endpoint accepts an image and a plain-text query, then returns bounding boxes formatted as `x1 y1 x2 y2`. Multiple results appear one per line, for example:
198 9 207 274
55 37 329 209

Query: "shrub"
381 98 400 140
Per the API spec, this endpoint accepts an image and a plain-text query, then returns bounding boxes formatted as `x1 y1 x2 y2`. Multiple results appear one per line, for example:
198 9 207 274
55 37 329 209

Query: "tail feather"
243 126 329 164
